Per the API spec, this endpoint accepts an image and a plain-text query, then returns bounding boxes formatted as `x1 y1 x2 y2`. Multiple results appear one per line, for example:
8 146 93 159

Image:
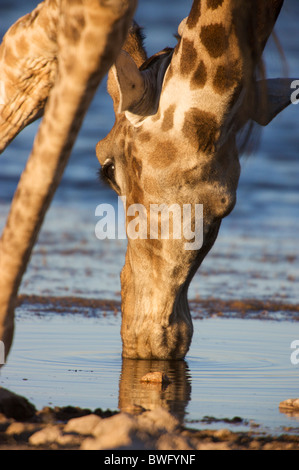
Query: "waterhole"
1 301 298 436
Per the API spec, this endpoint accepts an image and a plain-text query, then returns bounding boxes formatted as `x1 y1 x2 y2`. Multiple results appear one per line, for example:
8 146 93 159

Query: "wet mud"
16 294 299 322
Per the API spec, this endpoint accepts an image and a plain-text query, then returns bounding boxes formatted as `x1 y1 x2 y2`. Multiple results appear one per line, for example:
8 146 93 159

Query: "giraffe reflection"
119 359 191 423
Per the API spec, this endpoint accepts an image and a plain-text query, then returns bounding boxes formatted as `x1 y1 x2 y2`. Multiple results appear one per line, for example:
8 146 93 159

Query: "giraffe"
96 0 296 359
0 0 295 362
0 0 137 360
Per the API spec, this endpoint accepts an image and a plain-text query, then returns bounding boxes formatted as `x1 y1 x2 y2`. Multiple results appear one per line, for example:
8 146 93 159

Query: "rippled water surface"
1 310 298 435
0 0 299 434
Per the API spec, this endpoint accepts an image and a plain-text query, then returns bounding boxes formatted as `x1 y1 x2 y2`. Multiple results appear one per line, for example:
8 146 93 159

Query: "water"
1 309 298 435
0 0 299 435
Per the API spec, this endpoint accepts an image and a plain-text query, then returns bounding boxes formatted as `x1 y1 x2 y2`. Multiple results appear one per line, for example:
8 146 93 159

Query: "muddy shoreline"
0 388 299 451
16 294 299 322
0 388 298 450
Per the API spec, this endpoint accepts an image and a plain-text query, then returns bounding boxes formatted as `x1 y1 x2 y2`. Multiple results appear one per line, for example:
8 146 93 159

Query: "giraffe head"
96 1 290 359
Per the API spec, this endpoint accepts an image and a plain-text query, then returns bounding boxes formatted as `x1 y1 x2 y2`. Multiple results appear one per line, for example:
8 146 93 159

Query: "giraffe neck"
0 0 137 360
156 0 246 150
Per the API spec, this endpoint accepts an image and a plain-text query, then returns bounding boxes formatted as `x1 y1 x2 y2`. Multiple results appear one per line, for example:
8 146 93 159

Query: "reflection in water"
118 358 192 423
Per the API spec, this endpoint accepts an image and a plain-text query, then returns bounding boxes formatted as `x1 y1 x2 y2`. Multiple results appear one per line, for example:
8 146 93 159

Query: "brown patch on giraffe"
127 126 134 139
148 141 177 168
180 38 197 77
129 180 144 205
149 238 162 250
138 131 151 143
120 118 128 139
64 19 81 43
83 31 98 48
191 60 207 89
127 175 133 195
4 46 17 68
132 157 143 179
16 37 29 56
186 0 201 29
207 0 224 10
212 61 242 94
161 104 176 132
64 58 75 74
74 13 85 29
172 265 182 280
36 11 51 34
182 108 218 153
181 166 200 188
200 23 229 58
119 138 125 148
125 140 137 166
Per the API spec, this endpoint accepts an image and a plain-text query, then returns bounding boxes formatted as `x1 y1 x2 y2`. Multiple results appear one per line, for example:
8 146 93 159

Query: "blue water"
0 0 299 434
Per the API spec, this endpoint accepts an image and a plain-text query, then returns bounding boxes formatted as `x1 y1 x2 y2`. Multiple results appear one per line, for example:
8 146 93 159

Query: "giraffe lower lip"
120 276 194 360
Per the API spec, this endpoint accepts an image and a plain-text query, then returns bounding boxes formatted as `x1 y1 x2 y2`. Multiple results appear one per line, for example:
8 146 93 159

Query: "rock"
80 409 181 450
92 412 137 438
137 407 180 435
157 433 195 450
81 413 141 450
81 433 145 451
279 398 299 410
29 424 81 447
64 414 102 435
140 372 171 385
29 425 62 446
81 415 133 450
0 413 12 432
214 428 233 440
0 387 36 421
37 405 91 423
196 441 230 450
6 422 39 436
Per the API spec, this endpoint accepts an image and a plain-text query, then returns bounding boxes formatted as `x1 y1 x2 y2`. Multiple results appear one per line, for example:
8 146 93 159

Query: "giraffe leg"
0 0 137 364
0 0 58 154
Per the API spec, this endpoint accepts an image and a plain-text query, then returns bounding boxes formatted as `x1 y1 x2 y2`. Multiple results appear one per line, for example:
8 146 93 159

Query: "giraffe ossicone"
0 0 296 362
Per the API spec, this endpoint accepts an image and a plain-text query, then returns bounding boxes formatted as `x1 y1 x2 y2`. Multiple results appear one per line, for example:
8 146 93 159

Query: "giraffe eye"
100 159 115 184
98 158 121 194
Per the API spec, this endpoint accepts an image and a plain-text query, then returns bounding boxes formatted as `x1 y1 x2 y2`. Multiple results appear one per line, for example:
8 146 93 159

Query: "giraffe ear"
252 78 295 126
109 50 147 114
108 46 172 123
